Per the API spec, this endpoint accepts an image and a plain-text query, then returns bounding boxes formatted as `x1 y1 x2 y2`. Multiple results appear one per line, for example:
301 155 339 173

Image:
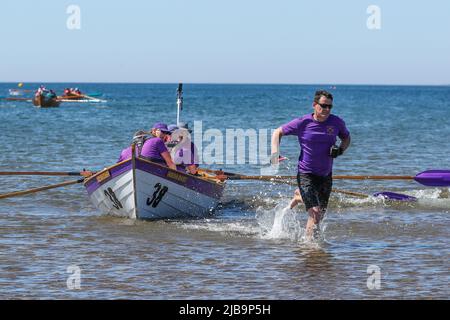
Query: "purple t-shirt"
140 137 168 162
117 146 132 162
281 114 350 176
117 145 140 162
174 142 199 166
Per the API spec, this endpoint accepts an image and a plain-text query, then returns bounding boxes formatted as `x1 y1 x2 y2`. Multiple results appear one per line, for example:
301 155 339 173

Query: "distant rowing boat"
84 156 225 219
32 94 60 108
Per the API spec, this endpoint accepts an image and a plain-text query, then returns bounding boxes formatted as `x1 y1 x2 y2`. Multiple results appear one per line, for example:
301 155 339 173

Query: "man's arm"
330 135 351 158
161 151 177 171
340 135 351 153
271 127 283 164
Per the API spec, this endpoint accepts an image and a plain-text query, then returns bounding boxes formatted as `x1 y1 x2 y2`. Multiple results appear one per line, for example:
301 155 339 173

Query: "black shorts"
297 172 332 211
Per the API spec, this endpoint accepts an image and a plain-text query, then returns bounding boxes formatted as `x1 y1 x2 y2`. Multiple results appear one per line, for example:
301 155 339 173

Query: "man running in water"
271 90 351 239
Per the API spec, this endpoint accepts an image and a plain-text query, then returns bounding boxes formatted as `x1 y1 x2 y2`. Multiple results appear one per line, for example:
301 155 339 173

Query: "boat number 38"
104 187 123 210
147 183 168 208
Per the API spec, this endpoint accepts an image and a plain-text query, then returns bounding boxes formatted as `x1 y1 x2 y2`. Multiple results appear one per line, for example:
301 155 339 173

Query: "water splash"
256 200 307 242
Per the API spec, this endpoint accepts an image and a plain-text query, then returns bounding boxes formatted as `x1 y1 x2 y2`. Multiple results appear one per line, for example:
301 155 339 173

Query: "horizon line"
1 81 449 87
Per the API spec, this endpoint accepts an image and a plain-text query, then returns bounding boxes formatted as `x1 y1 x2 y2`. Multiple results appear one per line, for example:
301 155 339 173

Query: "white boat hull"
84 158 224 220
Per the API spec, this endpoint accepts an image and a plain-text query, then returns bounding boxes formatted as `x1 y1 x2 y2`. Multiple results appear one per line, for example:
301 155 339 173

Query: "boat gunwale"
83 157 225 187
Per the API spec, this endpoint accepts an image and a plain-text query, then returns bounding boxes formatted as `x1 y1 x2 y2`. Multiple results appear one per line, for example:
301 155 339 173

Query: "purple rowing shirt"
117 145 142 162
140 137 168 162
281 114 350 176
174 142 199 166
117 146 133 162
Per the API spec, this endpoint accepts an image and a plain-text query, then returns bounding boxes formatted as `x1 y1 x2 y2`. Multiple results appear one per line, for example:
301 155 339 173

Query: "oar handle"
199 168 254 177
0 178 84 200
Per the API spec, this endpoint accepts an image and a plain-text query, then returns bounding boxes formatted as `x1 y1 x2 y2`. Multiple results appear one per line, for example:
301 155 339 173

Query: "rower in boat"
167 122 199 175
140 123 177 171
33 86 60 108
61 88 83 98
117 123 176 171
117 130 149 162
83 83 225 220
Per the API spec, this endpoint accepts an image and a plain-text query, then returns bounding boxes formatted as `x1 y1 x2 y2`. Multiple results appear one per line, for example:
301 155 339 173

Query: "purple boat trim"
85 160 132 195
373 191 417 202
84 158 224 199
135 159 224 199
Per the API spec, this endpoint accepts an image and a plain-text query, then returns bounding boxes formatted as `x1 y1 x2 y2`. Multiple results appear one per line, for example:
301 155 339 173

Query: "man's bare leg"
289 188 303 209
305 206 325 240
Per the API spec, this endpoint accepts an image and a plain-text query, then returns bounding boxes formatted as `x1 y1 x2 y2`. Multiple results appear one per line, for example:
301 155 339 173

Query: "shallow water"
0 83 449 299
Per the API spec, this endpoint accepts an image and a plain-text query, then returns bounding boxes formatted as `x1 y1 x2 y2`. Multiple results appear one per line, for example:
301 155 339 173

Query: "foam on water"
255 200 326 244
171 187 450 244
172 218 260 237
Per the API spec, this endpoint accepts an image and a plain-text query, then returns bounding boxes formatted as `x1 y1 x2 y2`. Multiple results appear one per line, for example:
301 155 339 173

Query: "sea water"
0 83 448 299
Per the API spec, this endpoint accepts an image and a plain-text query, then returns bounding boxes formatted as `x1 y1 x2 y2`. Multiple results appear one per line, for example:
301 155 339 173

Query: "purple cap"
167 124 179 132
152 122 171 133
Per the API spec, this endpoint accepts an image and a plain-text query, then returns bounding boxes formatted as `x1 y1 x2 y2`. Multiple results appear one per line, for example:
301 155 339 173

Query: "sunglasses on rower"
316 102 333 110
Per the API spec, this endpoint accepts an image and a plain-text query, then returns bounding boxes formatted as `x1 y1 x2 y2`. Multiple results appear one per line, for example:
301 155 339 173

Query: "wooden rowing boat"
32 94 60 108
58 93 86 100
83 82 223 219
83 156 225 220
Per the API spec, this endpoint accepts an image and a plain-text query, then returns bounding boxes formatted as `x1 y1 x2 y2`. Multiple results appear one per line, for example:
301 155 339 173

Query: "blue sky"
0 0 449 84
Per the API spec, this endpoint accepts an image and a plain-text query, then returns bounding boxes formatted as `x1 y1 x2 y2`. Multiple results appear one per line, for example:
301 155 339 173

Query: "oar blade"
414 170 450 187
373 192 417 202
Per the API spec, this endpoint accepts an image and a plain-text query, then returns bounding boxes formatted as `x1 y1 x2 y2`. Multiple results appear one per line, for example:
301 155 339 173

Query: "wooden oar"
198 169 418 201
0 97 32 101
199 168 241 177
0 178 84 200
202 170 450 187
9 89 33 93
83 94 104 101
337 170 450 187
268 177 405 199
0 170 93 176
268 178 370 198
57 94 106 103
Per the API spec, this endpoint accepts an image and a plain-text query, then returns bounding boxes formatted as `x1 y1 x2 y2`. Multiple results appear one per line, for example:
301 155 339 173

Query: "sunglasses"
317 103 333 110
156 129 171 135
